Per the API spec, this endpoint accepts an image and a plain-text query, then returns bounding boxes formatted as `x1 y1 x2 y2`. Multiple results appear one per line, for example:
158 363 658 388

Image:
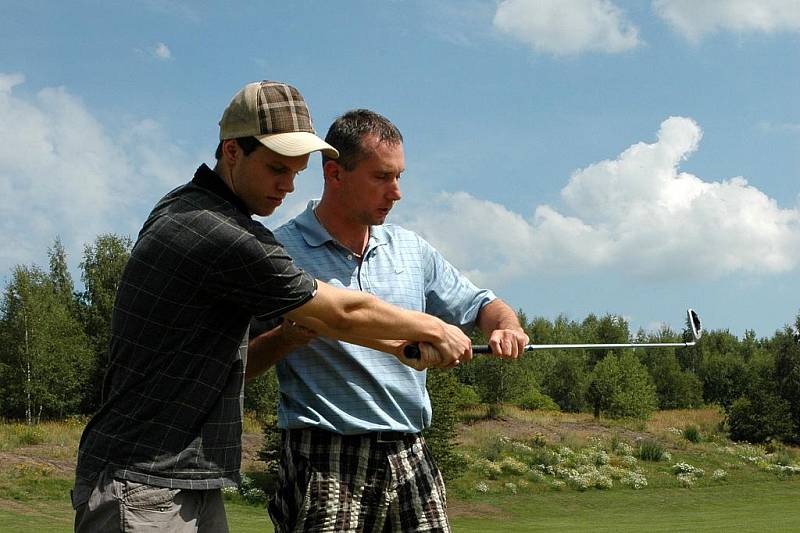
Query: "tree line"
2 235 799 451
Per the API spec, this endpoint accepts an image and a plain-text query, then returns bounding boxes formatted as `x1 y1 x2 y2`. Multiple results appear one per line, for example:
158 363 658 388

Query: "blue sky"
2 0 798 338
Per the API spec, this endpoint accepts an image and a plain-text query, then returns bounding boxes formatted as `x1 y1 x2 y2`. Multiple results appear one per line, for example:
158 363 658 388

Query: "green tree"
455 322 530 410
245 367 280 417
78 233 132 411
582 314 630 367
470 356 529 407
587 352 657 419
637 328 704 409
0 265 93 421
541 350 587 412
723 321 799 444
697 350 748 408
255 367 283 480
48 237 76 307
643 350 703 409
727 392 795 443
423 368 467 480
772 317 800 440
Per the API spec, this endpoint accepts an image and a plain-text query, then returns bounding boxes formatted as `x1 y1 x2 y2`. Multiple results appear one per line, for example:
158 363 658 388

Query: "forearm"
246 324 308 380
285 281 446 344
477 299 525 334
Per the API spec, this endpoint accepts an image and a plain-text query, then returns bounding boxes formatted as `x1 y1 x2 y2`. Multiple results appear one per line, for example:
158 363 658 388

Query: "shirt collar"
191 164 250 216
294 200 389 250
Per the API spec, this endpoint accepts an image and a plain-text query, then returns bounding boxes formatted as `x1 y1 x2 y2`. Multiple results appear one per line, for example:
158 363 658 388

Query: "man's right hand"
439 323 473 365
420 323 471 368
398 341 459 371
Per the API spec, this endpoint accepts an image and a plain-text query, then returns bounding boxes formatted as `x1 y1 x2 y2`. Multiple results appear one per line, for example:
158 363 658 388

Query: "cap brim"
257 132 339 159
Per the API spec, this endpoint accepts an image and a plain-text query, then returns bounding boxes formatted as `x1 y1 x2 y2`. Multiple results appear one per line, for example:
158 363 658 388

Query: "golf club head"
687 308 702 342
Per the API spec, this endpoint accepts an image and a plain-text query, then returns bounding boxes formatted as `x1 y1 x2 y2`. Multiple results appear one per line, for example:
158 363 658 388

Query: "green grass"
450 480 800 532
0 473 798 533
4 483 799 533
2 410 800 532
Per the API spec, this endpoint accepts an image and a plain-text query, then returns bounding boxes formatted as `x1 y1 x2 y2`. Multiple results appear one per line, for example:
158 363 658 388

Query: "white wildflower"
614 442 634 456
620 471 648 489
711 469 728 480
500 457 529 475
677 473 695 487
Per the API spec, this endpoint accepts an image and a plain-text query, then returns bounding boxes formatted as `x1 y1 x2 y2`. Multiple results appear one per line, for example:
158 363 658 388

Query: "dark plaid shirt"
75 164 316 491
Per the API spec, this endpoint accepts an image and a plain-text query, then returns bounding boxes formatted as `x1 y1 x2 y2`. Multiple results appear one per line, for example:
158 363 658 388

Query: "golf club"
404 308 702 359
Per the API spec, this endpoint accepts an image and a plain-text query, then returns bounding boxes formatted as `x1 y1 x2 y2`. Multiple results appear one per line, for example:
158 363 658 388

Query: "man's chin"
372 211 391 225
255 206 277 217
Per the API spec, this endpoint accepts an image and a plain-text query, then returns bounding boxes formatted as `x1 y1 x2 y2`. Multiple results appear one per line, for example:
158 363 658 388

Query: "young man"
259 109 529 532
71 83 471 533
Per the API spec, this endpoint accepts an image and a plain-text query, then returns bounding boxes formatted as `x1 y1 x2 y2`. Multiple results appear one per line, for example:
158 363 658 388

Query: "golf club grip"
403 343 421 359
402 343 492 359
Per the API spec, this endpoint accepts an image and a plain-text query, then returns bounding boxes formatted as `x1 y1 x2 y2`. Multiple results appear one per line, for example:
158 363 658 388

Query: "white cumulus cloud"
493 0 641 55
153 42 173 60
403 116 800 286
654 0 800 42
0 73 192 279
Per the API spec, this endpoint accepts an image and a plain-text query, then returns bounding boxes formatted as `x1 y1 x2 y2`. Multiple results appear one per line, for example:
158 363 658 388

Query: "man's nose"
387 178 401 201
279 174 296 193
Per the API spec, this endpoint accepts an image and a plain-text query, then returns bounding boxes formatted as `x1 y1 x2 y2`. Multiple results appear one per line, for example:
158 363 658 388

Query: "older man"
257 109 528 532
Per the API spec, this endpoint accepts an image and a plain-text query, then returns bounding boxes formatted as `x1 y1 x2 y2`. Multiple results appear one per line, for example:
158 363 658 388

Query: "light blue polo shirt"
272 200 496 434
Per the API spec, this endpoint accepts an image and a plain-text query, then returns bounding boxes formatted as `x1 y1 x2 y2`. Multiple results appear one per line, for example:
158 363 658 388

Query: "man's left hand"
488 329 529 359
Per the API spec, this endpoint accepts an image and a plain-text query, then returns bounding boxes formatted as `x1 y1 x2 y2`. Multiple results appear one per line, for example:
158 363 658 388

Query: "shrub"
518 388 560 411
620 471 648 489
455 384 481 407
487 403 504 420
672 462 704 476
683 425 701 443
611 438 634 456
480 436 507 462
711 469 728 480
499 457 529 475
637 439 666 462
768 445 795 467
473 458 502 479
238 474 268 504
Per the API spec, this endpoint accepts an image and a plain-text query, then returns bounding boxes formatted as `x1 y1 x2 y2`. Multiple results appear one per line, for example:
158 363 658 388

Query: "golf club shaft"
403 340 696 359
474 341 697 353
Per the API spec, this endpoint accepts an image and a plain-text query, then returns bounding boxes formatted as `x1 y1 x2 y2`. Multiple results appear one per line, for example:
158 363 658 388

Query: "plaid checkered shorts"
268 428 450 532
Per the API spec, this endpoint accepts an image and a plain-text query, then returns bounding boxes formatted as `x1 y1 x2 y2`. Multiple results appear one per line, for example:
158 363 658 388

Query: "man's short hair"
214 137 262 160
323 109 403 171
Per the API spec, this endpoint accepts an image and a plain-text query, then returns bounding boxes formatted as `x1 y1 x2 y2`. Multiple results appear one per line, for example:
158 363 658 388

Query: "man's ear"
323 159 342 184
221 139 239 165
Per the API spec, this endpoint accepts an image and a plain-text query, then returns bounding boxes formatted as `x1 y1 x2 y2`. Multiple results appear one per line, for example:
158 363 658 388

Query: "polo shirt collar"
192 164 250 215
294 200 389 250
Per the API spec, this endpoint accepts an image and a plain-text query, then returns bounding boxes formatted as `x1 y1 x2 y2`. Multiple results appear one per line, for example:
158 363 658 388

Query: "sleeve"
205 223 317 320
419 235 496 330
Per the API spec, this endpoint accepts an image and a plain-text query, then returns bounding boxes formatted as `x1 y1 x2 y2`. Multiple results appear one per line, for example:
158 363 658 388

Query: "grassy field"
2 409 799 532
